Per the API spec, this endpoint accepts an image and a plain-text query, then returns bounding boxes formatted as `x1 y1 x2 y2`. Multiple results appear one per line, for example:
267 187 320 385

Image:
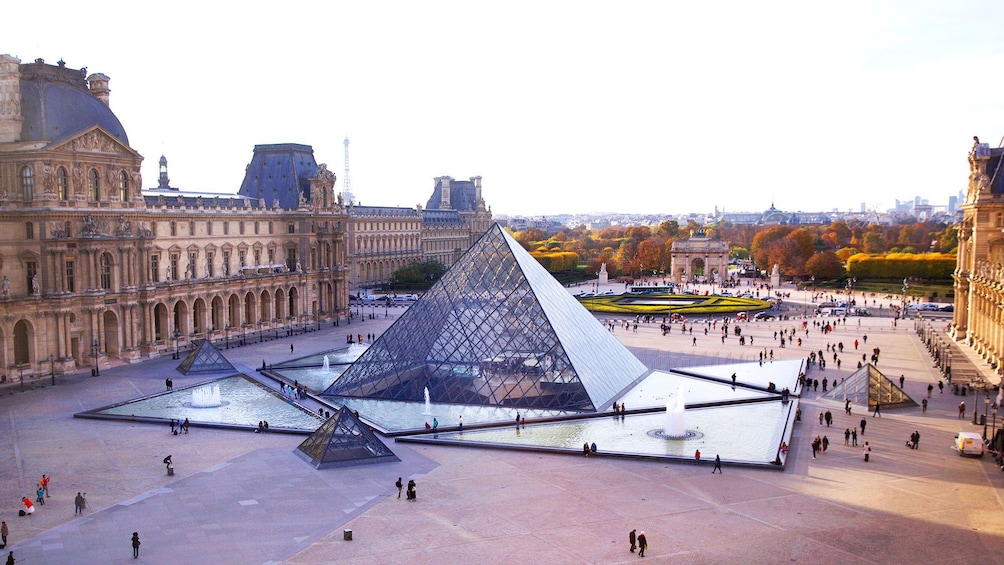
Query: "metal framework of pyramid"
177 339 237 375
322 223 647 412
295 406 398 469
822 363 916 409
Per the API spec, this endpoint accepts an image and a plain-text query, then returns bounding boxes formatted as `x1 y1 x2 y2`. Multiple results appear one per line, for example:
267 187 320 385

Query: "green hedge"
530 251 579 272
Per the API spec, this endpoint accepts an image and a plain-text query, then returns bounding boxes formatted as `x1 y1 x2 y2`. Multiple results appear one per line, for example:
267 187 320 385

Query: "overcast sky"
8 1 1004 216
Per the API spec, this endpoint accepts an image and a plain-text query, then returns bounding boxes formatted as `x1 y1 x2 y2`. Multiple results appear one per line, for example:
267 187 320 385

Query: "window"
189 252 197 278
88 169 100 201
268 221 273 234
996 212 1004 228
25 222 33 240
254 222 259 235
206 252 214 277
286 247 297 271
170 222 177 236
254 250 261 265
207 221 213 236
189 221 195 235
222 251 230 277
119 171 128 202
267 249 274 264
99 254 112 289
223 221 229 235
239 221 245 235
20 166 33 202
63 221 71 238
288 221 295 234
65 260 75 292
239 250 246 268
57 167 69 200
150 255 160 283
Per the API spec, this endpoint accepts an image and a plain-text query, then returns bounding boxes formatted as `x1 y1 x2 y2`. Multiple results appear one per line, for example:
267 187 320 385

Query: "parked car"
754 312 776 321
939 304 954 312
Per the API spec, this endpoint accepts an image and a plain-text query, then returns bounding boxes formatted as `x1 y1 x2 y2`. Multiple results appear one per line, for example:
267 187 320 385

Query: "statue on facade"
81 215 98 236
31 274 39 295
114 215 130 236
1 275 9 298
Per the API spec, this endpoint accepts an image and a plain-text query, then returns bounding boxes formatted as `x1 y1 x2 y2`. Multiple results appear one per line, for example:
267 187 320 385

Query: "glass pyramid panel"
323 224 646 412
177 339 236 374
296 406 398 469
822 363 916 409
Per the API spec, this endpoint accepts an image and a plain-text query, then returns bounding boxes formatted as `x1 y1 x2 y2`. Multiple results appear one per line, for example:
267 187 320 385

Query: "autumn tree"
804 252 845 279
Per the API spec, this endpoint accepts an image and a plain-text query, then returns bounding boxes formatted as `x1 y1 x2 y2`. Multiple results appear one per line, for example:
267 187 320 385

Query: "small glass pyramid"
822 363 916 409
177 339 237 374
295 406 398 469
322 224 647 413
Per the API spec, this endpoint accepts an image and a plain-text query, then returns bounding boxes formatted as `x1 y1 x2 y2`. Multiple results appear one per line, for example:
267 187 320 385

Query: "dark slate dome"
18 60 128 145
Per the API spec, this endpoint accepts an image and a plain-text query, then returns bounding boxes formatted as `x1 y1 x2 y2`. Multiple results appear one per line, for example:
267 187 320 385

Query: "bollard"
343 529 352 541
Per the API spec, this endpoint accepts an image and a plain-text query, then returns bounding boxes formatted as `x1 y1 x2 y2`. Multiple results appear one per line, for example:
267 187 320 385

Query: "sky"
8 1 1004 217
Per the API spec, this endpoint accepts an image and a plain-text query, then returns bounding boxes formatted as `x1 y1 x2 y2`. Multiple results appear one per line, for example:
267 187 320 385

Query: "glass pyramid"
295 406 398 469
822 363 916 409
322 224 647 412
177 339 237 374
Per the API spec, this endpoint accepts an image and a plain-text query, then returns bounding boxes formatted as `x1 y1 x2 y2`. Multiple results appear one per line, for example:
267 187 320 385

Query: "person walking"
629 529 637 553
873 402 881 418
844 428 851 445
131 532 141 558
1 521 7 548
35 485 44 505
41 475 50 498
922 398 928 413
396 477 403 499
959 401 966 419
863 441 871 462
860 418 867 435
74 492 84 515
712 454 722 474
637 531 648 557
5 551 12 565
927 383 933 398
407 479 417 501
851 428 858 446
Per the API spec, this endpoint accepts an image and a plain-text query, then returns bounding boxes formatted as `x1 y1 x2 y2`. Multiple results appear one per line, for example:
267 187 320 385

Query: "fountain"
191 384 223 408
663 389 687 439
422 386 432 416
323 355 330 371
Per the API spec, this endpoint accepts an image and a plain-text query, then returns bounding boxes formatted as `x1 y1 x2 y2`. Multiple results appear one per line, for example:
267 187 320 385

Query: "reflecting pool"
85 375 324 431
271 344 368 392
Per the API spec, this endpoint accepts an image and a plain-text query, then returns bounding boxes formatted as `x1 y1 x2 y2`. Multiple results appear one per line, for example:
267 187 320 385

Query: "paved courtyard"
1 285 1003 564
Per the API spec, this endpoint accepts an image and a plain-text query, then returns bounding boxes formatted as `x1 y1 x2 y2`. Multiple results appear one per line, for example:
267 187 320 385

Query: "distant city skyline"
7 2 1004 216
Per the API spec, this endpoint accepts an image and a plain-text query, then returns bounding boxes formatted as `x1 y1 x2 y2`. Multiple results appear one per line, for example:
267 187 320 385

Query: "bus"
629 285 676 295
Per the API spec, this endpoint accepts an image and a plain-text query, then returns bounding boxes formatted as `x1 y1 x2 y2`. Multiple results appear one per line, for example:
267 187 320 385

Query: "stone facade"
0 56 350 377
951 138 1004 377
669 231 729 283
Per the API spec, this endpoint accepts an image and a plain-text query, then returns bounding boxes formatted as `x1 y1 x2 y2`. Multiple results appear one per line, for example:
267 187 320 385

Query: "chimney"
87 72 111 106
437 176 452 209
470 176 482 202
0 54 22 143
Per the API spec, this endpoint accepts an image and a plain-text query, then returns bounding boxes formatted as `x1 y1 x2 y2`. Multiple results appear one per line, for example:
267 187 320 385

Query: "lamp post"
172 329 181 360
984 389 990 440
92 339 100 376
272 318 278 339
992 403 998 448
286 315 294 337
902 278 910 317
225 324 231 349
18 361 24 391
257 320 264 343
48 353 55 386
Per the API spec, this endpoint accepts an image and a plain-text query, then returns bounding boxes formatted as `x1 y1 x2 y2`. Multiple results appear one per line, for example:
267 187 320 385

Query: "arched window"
20 166 33 202
119 171 128 202
57 167 69 200
88 169 100 201
100 253 112 290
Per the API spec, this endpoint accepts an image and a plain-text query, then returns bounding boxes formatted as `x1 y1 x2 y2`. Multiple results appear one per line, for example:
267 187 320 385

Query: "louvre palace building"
0 54 490 377
951 137 1004 379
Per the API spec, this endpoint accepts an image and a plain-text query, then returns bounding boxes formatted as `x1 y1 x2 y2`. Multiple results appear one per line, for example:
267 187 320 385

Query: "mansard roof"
237 144 319 209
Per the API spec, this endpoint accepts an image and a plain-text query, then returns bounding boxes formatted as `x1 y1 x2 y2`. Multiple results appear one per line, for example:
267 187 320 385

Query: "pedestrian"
731 373 737 387
165 377 172 391
290 343 294 353
845 399 852 415
516 412 521 426
927 384 933 398
36 485 45 505
959 401 966 419
637 531 648 557
938 381 944 394
912 430 920 449
825 410 832 427
694 449 701 462
163 454 173 471
41 474 50 497
396 477 403 499
863 441 871 462
692 336 697 346
712 454 722 474
851 428 858 446
407 479 417 501
432 417 438 431
183 417 190 433
873 402 881 418
170 418 176 435
1 520 7 548
21 498 33 516
629 529 637 553
74 492 84 514
821 435 829 452
819 411 824 425
899 375 905 389
131 532 141 558
844 428 850 445
922 398 928 413
458 415 463 431
860 418 867 435
4 551 11 565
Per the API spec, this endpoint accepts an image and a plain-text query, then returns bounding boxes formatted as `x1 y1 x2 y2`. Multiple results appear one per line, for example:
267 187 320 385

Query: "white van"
956 432 985 457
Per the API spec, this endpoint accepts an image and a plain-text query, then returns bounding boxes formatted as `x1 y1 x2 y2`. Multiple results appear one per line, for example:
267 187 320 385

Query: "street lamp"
286 315 294 337
172 329 181 360
48 353 55 386
92 339 100 376
984 389 991 440
241 322 248 346
992 403 999 449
